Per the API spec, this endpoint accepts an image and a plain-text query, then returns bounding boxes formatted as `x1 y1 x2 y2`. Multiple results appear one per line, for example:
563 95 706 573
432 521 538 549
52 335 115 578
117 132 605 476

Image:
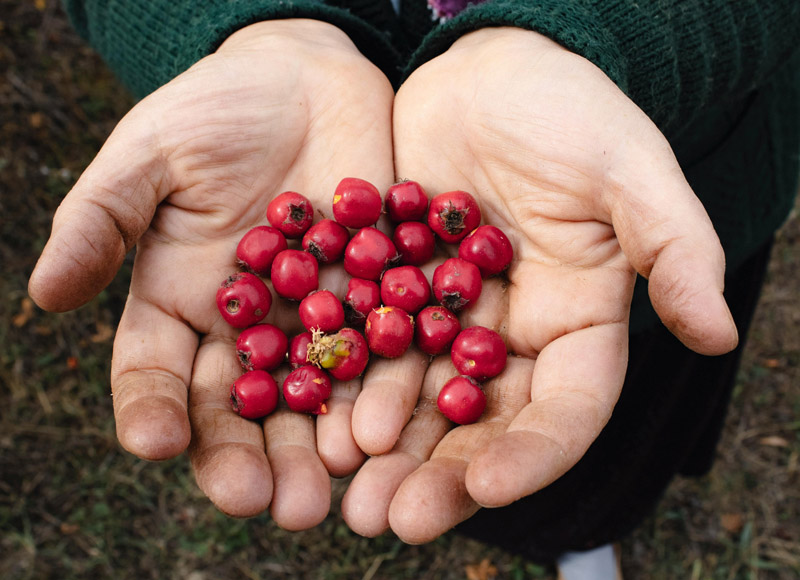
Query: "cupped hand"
343 27 738 542
27 19 396 528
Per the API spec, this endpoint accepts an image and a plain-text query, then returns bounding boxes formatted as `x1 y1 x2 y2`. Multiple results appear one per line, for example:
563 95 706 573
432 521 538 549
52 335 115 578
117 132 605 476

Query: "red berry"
437 375 486 425
392 221 436 266
332 177 382 229
365 306 415 359
427 190 482 244
458 225 513 278
432 257 482 312
230 370 279 420
302 219 350 264
267 191 314 238
380 265 431 315
270 249 319 301
235 225 288 276
385 180 428 222
451 326 507 382
282 365 332 415
236 324 288 372
414 306 461 356
288 331 314 368
307 328 369 381
216 272 272 328
343 227 398 281
343 278 381 327
298 290 345 333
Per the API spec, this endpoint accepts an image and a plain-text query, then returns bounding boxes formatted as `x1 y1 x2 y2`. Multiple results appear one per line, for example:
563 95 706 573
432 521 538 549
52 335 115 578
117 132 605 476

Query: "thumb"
28 112 168 312
604 140 739 356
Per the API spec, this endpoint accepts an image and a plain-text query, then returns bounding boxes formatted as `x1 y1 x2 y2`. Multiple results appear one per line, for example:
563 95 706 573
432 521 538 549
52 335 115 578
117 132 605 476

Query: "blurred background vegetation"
1 2 798 578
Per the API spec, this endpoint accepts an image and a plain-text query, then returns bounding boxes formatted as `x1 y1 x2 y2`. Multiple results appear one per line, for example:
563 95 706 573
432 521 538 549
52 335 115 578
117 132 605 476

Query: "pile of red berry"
216 178 513 425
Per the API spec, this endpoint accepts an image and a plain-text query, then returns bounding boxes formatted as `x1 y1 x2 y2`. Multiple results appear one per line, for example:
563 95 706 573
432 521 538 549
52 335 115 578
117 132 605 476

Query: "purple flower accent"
427 0 487 22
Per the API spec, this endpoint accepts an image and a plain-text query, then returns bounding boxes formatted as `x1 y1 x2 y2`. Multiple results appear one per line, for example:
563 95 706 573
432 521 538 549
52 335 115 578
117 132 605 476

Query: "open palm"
28 19 395 529
343 27 738 542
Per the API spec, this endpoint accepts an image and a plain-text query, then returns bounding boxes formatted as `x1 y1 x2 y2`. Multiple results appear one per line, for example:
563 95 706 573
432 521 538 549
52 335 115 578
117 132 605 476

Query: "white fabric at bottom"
556 544 619 580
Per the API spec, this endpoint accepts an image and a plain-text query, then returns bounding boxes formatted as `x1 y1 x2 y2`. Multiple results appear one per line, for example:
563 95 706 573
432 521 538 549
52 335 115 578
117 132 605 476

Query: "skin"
344 28 738 542
30 19 738 542
27 19 398 528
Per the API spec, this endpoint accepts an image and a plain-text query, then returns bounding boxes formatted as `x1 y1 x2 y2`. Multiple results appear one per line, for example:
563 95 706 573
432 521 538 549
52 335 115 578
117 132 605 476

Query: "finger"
351 346 430 455
388 357 533 543
602 138 738 355
465 322 627 508
188 337 273 518
316 376 366 477
264 369 332 531
503 258 633 357
342 356 453 537
28 110 169 312
111 294 195 460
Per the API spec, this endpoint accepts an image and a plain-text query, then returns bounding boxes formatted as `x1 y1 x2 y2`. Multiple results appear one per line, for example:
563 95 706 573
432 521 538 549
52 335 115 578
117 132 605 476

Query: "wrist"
218 18 361 55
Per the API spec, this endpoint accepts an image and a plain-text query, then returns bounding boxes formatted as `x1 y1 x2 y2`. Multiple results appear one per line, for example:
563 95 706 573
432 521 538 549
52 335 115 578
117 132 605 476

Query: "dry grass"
1 2 798 579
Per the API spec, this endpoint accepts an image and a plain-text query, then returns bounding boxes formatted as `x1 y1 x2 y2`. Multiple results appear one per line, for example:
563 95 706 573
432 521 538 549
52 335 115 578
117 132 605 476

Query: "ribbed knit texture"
64 0 403 97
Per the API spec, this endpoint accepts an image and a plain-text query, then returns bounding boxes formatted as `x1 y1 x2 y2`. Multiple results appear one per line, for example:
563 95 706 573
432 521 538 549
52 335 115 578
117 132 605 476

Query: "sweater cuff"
68 0 401 99
405 0 629 93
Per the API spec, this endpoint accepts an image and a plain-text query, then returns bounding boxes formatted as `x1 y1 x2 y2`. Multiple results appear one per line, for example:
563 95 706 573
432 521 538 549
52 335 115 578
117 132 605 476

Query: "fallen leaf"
35 0 47 11
12 297 35 327
465 558 498 580
91 322 115 343
759 436 790 448
60 522 79 534
29 112 44 128
763 358 780 368
720 513 744 534
66 356 79 370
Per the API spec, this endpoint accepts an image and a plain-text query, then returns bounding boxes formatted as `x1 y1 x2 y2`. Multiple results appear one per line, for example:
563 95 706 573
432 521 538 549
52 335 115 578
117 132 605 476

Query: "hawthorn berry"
380 265 431 315
235 225 288 276
307 328 369 381
230 370 279 420
384 180 428 222
270 249 319 301
427 190 482 244
267 191 314 238
302 218 350 264
343 227 398 281
458 224 513 278
282 365 332 415
298 290 345 333
414 305 461 356
343 278 381 327
365 306 415 359
437 375 486 425
392 221 436 266
288 331 314 368
332 177 382 229
236 323 288 372
450 326 507 382
216 272 272 328
432 257 482 312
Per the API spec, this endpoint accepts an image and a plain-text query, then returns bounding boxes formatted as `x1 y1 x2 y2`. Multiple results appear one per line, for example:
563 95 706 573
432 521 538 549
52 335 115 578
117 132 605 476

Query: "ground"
1 2 798 579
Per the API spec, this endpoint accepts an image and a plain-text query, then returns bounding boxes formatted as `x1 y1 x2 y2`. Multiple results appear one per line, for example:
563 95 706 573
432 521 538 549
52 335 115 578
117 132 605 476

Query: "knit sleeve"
63 0 401 99
406 0 800 135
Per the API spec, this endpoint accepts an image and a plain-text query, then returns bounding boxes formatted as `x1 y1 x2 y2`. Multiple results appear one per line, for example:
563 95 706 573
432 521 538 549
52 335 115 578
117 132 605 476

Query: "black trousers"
456 240 774 562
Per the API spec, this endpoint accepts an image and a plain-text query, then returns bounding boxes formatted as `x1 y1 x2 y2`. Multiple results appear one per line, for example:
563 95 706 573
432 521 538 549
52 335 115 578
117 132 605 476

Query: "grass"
1 2 798 579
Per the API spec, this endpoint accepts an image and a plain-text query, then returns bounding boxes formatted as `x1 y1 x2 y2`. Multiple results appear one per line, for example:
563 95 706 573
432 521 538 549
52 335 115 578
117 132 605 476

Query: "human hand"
27 19 396 528
342 27 738 542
